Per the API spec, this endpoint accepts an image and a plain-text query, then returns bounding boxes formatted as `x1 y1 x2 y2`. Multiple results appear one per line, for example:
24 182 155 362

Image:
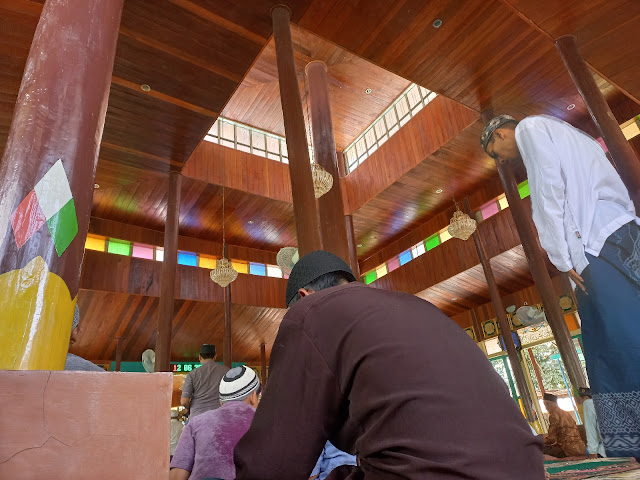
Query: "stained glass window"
178 251 198 267
107 239 131 256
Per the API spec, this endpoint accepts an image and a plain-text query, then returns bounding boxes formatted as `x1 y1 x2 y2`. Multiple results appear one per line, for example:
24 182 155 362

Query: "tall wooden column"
155 171 181 372
484 109 586 389
306 61 351 264
464 199 536 421
271 5 322 256
260 343 267 385
223 244 232 368
0 0 123 370
337 153 361 277
556 35 640 208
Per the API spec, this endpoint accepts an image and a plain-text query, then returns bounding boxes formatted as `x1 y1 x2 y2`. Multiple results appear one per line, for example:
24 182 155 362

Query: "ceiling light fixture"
365 88 372 94
436 188 443 194
433 19 443 28
566 104 575 110
451 297 458 301
141 84 151 92
357 244 363 248
247 220 254 224
94 183 100 189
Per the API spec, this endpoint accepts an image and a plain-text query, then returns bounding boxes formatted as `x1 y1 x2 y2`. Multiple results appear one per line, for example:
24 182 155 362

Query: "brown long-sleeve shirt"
545 408 586 457
234 283 544 479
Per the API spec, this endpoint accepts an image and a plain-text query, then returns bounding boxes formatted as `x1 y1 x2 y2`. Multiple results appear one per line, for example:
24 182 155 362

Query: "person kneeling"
543 393 586 458
170 366 260 480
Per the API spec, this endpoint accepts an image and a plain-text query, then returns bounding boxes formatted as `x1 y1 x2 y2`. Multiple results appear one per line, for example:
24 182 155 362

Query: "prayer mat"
545 458 640 479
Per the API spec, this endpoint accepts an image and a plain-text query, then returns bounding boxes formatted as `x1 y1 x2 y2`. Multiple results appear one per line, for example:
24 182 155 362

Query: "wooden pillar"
483 109 586 390
337 152 360 277
306 60 351 264
556 35 640 208
260 343 267 385
271 5 322 256
155 171 181 372
223 244 232 368
0 0 123 370
115 337 123 372
528 349 546 395
470 309 485 342
463 199 536 421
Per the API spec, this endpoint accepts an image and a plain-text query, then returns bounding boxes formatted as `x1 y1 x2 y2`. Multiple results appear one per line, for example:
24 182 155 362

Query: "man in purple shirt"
170 366 260 480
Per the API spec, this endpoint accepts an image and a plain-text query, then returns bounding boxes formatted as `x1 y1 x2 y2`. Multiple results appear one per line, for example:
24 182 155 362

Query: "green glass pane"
425 234 440 251
364 271 377 284
108 238 131 256
518 180 530 199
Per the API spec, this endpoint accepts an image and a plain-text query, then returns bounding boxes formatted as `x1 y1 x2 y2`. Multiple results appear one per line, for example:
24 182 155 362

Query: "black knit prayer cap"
285 250 356 307
200 344 216 356
543 393 558 403
578 387 592 397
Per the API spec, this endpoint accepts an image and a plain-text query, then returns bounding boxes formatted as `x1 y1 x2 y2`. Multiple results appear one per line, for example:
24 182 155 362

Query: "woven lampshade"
210 257 238 288
448 208 477 240
276 247 299 275
311 162 333 198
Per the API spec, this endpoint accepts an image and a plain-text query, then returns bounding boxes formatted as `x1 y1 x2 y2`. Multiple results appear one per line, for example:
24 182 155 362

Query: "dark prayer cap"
285 250 356 307
543 393 558 403
578 387 592 397
200 344 216 356
480 114 516 151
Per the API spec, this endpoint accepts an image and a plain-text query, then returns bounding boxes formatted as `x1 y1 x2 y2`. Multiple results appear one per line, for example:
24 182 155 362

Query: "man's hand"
589 454 599 459
568 269 587 294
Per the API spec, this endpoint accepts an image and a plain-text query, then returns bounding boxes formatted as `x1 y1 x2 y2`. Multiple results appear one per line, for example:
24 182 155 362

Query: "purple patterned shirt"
170 401 255 480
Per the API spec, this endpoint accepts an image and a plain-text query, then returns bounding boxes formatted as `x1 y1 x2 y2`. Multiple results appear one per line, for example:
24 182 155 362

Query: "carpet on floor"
545 458 640 479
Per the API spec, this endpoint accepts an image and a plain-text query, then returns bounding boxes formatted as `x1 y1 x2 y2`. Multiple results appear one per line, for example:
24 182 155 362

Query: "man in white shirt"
170 409 184 461
481 114 640 460
577 387 606 458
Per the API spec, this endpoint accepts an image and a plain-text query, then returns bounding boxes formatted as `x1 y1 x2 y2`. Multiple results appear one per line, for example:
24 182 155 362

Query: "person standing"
170 410 184 462
577 387 606 458
234 250 544 479
181 344 229 419
65 305 105 372
481 114 640 458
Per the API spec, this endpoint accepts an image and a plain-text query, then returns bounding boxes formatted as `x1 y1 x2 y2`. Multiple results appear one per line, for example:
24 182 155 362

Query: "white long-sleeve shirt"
583 399 606 457
516 115 639 274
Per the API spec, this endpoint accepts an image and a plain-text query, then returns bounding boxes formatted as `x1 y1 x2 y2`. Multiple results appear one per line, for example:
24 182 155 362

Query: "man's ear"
494 130 504 140
298 287 314 298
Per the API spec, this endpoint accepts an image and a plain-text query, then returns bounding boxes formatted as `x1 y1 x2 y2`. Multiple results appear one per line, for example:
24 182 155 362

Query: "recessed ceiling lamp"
451 297 458 301
435 188 443 194
141 84 151 92
365 88 372 94
433 19 443 28
357 244 363 248
94 183 100 189
247 220 254 224
566 104 575 110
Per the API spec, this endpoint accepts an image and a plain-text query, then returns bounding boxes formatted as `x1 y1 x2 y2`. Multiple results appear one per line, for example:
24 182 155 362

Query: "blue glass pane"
178 251 198 267
249 263 266 276
398 250 412 266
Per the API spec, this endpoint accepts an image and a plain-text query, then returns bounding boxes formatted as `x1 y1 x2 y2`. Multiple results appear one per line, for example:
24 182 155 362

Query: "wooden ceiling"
2 0 640 363
220 27 411 150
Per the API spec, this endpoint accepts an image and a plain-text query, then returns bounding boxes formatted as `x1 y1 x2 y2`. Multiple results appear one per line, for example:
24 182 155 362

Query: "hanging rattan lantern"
448 208 477 241
210 257 238 288
311 162 333 198
276 247 299 275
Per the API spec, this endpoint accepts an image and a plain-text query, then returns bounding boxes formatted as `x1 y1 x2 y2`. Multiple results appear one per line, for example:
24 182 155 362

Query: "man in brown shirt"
181 344 229 419
234 251 545 479
543 393 586 458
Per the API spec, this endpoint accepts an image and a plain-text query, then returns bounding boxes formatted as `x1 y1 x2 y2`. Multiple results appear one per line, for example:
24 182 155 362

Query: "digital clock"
171 362 202 373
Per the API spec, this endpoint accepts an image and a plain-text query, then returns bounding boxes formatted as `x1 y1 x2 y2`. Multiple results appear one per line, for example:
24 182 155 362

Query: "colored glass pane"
232 261 248 274
425 234 440 251
398 250 412 266
155 248 164 262
198 255 217 269
439 229 452 243
107 239 131 256
387 257 400 273
376 264 388 279
249 263 266 276
266 265 283 278
364 271 376 284
85 235 105 252
178 251 198 267
411 243 426 258
480 201 500 221
498 195 509 210
132 244 154 260
518 180 530 199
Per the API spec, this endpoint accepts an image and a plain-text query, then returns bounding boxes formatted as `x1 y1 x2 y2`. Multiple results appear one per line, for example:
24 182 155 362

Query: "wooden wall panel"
342 95 479 215
182 140 293 203
80 250 287 308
